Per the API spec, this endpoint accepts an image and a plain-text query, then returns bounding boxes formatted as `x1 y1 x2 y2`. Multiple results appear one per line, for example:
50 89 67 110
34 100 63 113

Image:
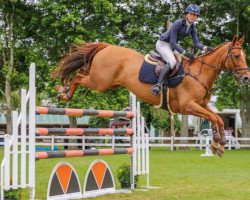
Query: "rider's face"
186 13 198 24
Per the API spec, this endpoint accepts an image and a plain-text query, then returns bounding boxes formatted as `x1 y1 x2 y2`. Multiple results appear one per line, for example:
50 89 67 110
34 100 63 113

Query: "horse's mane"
197 42 229 58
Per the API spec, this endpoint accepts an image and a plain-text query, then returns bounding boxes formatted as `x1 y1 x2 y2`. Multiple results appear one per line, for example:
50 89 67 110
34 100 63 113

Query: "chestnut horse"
52 35 250 157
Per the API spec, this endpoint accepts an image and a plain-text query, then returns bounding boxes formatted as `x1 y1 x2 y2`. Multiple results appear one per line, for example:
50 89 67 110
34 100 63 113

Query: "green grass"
1 148 250 200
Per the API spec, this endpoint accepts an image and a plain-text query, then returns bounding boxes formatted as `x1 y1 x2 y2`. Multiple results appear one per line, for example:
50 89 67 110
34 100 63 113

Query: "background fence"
0 135 249 151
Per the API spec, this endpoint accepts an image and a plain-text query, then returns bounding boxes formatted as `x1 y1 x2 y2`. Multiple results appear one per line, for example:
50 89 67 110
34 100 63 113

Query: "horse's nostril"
243 76 250 83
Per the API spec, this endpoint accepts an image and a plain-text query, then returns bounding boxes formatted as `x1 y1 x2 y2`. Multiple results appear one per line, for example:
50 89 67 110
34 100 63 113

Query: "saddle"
145 50 182 77
139 50 185 111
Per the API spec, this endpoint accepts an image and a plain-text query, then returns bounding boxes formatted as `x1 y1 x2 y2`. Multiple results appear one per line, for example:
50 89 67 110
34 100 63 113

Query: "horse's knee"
209 114 218 125
217 117 224 128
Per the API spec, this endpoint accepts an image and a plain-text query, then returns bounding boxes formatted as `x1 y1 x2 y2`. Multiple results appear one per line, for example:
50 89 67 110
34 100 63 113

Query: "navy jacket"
159 19 205 54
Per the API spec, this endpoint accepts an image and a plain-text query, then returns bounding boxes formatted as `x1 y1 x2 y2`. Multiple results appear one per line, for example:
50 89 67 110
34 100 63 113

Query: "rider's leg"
150 40 176 95
150 62 171 95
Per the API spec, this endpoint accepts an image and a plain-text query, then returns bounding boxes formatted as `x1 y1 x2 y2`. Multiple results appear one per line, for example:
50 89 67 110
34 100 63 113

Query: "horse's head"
224 35 250 85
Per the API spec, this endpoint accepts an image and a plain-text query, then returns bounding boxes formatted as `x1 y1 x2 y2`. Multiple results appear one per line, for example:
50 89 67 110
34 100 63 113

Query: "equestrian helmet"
185 4 200 15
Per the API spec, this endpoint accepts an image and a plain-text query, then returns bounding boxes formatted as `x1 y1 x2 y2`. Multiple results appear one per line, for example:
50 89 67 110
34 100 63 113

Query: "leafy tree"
0 0 37 133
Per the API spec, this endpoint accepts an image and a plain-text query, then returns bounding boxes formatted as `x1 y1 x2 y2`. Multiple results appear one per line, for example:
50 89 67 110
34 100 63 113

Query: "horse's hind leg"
55 73 87 101
55 71 109 101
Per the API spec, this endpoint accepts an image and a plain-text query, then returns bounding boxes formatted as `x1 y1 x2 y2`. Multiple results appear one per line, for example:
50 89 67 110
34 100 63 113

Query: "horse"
51 35 250 157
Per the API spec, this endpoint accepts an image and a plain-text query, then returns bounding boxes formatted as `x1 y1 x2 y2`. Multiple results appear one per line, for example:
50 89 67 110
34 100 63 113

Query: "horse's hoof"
54 85 64 93
64 85 70 92
57 93 71 101
210 144 218 154
216 148 224 157
54 85 70 93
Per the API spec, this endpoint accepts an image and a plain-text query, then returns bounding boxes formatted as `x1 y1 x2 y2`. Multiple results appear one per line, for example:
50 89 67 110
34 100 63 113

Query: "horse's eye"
234 54 240 59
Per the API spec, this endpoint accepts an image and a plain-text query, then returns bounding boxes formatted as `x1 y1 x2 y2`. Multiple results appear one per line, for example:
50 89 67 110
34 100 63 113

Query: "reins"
184 43 249 99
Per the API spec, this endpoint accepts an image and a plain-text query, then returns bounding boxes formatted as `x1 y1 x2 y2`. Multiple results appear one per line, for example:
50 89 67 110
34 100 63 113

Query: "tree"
0 0 36 133
0 0 15 133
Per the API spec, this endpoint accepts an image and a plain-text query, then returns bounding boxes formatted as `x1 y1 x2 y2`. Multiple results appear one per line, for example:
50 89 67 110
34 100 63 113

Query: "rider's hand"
186 52 195 60
181 51 195 60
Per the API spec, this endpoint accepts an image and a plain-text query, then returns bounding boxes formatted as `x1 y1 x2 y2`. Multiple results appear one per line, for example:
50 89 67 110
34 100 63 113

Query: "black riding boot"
150 62 171 95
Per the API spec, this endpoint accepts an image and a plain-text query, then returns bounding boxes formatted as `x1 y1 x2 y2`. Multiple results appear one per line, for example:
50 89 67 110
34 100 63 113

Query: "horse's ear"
237 35 245 46
231 35 238 46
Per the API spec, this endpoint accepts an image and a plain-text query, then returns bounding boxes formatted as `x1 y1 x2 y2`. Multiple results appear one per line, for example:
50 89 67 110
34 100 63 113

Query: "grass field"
1 148 250 200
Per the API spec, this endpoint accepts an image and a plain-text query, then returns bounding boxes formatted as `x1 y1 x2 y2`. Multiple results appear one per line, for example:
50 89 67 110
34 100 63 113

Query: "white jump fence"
147 136 249 150
0 63 150 199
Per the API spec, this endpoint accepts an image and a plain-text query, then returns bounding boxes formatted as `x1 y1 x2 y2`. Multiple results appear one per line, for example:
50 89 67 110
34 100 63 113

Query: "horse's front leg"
217 127 227 157
54 73 85 101
211 125 220 155
204 106 226 157
179 101 221 155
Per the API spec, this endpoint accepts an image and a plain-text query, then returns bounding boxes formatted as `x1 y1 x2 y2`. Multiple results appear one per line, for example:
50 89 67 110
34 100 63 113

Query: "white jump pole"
3 134 11 191
21 89 27 188
145 133 150 188
12 111 18 189
28 63 36 200
141 117 145 174
136 102 141 176
130 93 137 189
200 136 213 157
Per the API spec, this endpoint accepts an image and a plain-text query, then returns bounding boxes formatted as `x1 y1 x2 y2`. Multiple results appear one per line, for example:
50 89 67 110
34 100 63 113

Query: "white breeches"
156 40 176 69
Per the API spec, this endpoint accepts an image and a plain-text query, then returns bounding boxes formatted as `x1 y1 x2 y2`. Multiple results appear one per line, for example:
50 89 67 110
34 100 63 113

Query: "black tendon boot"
150 62 172 95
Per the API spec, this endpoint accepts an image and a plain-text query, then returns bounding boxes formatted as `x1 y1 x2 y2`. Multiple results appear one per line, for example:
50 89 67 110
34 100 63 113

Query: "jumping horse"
52 35 250 157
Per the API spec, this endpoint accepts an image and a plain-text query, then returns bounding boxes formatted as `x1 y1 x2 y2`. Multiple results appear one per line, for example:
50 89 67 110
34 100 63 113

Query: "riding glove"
186 52 195 60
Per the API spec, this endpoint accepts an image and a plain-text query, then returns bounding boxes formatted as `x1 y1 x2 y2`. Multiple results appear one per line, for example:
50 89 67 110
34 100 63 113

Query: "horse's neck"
187 44 228 89
208 44 229 67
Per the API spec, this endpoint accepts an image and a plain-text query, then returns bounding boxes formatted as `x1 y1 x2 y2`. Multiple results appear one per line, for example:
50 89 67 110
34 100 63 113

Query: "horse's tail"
51 42 110 85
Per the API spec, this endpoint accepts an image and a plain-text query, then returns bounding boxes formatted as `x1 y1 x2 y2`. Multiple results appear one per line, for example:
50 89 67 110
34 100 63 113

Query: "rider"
150 4 213 95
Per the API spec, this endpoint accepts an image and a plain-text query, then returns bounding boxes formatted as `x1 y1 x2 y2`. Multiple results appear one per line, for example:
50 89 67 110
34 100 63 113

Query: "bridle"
222 46 249 80
185 44 250 98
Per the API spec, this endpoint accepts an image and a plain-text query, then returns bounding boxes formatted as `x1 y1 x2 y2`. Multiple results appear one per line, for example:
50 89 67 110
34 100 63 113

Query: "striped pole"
36 128 134 136
36 148 134 159
36 107 134 118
